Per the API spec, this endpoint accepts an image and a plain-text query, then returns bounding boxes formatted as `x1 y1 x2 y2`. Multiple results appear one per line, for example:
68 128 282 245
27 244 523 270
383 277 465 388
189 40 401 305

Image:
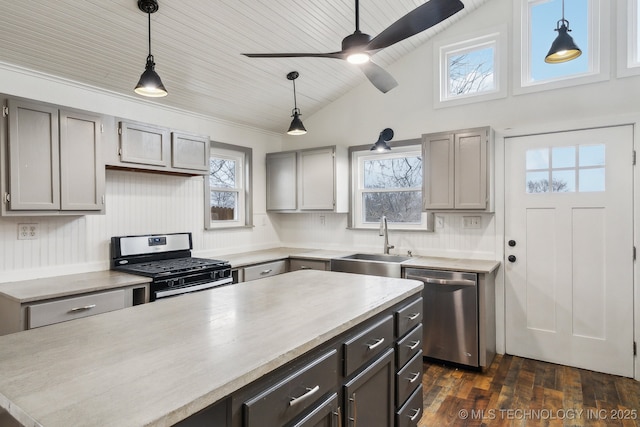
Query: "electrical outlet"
319 215 326 226
462 216 482 229
435 215 445 229
18 223 39 240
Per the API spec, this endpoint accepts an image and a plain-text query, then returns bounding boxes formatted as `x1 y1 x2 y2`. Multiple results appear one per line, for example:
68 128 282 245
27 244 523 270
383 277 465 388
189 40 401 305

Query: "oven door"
153 277 232 300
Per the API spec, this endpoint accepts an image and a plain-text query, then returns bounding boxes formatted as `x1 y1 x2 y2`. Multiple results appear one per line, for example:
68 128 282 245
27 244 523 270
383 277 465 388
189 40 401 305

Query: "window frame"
617 0 640 77
349 141 432 231
204 141 253 230
434 25 508 108
514 0 609 95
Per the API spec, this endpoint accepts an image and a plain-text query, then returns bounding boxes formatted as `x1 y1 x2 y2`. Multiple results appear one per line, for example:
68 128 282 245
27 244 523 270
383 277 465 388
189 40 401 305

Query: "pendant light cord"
355 0 360 32
147 12 152 59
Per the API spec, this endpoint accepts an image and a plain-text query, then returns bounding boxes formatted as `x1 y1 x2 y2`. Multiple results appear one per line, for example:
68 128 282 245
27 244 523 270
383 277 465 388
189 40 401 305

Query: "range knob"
167 280 175 287
210 271 218 280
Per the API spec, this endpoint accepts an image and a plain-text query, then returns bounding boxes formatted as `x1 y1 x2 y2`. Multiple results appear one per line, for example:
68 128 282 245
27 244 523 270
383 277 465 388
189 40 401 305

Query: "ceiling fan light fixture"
134 0 167 97
545 0 581 64
286 71 307 136
347 52 370 64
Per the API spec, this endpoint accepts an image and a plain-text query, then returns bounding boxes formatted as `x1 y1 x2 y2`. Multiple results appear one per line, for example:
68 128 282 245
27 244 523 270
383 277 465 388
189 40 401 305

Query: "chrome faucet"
379 215 394 254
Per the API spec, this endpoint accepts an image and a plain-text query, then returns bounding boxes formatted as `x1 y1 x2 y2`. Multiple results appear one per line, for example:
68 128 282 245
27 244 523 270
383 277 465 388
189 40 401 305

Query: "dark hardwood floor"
419 354 640 427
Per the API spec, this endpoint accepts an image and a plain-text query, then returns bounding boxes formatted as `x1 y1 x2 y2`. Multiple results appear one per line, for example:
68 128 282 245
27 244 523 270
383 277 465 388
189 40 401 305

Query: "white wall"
0 65 283 282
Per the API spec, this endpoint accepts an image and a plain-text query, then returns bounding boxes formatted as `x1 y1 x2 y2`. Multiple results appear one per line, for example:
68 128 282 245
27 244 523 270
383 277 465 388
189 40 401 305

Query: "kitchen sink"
330 253 412 278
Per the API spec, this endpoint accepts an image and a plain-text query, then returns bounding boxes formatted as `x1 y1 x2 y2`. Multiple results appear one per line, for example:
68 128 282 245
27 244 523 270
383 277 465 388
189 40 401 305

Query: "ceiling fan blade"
366 0 464 51
359 61 398 93
243 52 345 59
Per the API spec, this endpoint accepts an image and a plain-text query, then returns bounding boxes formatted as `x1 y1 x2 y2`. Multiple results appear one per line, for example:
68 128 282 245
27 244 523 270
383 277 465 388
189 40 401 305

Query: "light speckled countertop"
221 247 500 274
0 270 151 303
0 270 422 427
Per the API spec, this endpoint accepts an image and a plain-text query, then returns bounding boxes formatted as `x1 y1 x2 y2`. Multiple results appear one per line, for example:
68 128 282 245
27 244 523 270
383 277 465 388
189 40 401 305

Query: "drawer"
396 384 423 427
288 393 339 427
343 315 393 377
243 349 338 427
396 324 422 369
395 297 423 338
396 351 423 407
243 260 287 282
289 258 328 271
28 289 127 329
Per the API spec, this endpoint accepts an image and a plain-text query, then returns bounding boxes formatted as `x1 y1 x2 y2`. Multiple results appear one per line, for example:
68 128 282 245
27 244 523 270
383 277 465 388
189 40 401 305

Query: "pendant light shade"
286 71 306 135
545 0 581 64
370 128 394 152
134 0 168 97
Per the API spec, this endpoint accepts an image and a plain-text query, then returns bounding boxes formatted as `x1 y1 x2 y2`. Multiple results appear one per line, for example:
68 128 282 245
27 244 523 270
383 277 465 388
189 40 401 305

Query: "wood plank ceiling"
0 0 489 134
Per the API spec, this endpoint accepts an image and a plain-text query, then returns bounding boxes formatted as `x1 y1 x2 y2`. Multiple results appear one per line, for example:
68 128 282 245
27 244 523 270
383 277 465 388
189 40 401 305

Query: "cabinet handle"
289 385 320 406
299 266 312 270
407 372 421 383
68 304 96 313
408 407 421 421
260 269 273 275
407 312 420 321
366 338 385 350
407 340 421 350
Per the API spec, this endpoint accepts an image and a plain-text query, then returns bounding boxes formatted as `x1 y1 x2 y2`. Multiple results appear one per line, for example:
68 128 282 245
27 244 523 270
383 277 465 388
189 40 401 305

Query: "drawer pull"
366 338 385 350
408 407 421 421
299 266 312 270
407 340 421 351
289 385 320 406
407 313 420 321
68 304 96 313
407 372 421 383
260 269 273 275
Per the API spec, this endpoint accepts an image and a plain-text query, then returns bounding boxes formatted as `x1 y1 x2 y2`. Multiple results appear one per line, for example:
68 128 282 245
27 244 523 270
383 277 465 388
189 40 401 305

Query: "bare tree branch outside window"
448 47 495 97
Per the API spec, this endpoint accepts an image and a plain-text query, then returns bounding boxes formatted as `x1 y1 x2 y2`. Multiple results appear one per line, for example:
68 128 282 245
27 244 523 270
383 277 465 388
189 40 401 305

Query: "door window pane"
579 168 605 191
527 171 551 193
579 144 605 166
526 148 549 169
552 146 576 168
552 170 576 192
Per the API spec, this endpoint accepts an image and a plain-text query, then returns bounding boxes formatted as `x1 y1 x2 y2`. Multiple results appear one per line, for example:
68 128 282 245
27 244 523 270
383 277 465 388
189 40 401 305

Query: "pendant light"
370 128 394 152
286 71 307 136
544 0 582 64
134 0 168 97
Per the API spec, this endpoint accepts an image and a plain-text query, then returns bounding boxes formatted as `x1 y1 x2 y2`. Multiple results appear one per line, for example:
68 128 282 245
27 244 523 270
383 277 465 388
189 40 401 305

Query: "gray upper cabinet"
266 145 348 213
1 98 104 214
423 126 492 211
171 132 209 171
119 121 170 167
110 120 208 176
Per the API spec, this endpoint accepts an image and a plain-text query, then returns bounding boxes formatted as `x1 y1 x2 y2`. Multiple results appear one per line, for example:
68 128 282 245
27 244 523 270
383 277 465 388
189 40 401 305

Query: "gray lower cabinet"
289 258 328 272
242 259 288 282
344 348 395 427
183 295 422 427
1 97 105 214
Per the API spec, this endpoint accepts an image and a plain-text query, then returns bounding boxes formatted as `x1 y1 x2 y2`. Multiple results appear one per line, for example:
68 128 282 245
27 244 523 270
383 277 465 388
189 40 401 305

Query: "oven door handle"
155 277 233 299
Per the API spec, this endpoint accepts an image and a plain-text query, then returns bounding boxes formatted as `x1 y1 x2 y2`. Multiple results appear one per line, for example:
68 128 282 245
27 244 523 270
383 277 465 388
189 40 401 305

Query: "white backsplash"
0 170 280 282
272 212 497 260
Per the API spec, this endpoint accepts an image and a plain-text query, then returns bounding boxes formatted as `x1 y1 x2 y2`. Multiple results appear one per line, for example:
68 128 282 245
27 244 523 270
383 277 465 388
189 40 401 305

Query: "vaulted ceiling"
0 0 490 133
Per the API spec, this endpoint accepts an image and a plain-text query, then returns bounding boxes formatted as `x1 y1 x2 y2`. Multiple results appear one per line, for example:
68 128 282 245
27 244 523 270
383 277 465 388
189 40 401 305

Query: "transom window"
352 145 430 230
435 27 507 107
515 0 608 94
525 144 605 193
617 0 640 77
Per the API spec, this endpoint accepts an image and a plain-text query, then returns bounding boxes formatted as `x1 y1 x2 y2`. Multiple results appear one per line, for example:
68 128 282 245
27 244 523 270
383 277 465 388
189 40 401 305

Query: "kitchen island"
0 270 422 427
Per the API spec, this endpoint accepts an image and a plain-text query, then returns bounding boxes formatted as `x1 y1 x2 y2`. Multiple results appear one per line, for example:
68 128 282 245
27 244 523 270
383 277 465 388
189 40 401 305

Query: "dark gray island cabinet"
0 271 422 427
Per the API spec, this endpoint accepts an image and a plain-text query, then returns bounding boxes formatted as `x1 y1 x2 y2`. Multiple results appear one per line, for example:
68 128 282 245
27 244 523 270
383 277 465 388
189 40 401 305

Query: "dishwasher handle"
405 274 476 287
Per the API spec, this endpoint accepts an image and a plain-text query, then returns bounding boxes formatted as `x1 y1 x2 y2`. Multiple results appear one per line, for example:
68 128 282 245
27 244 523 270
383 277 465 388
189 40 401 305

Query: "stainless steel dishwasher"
404 268 479 367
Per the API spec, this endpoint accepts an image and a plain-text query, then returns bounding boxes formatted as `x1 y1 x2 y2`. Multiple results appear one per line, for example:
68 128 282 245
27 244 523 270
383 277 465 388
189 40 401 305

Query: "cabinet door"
119 121 170 167
289 259 328 271
60 110 104 211
454 130 487 209
422 132 454 210
7 99 60 210
266 151 297 210
344 348 394 427
243 260 288 282
299 147 335 210
171 131 209 171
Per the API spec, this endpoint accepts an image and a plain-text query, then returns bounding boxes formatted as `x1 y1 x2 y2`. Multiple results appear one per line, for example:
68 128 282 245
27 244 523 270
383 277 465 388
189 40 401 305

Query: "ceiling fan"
242 0 465 93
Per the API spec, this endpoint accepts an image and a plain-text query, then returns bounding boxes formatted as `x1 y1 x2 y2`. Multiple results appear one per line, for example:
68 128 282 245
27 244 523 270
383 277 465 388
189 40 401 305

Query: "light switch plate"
462 216 481 229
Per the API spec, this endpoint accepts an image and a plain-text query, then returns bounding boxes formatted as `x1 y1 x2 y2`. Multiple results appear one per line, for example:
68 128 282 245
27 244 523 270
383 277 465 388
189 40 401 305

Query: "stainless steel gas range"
110 232 232 301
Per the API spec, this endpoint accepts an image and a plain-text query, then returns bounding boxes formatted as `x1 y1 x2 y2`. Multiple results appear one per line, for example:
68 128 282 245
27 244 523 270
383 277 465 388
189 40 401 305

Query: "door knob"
508 240 516 247
508 255 516 263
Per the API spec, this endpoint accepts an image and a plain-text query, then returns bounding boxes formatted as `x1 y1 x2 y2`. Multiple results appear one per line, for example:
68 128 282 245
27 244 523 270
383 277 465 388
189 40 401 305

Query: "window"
525 144 605 193
351 144 430 230
205 141 252 229
434 26 507 108
515 0 609 94
617 0 640 77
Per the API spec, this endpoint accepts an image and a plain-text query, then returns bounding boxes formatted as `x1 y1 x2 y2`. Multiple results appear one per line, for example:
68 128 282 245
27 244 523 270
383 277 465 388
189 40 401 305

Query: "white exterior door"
505 125 634 377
